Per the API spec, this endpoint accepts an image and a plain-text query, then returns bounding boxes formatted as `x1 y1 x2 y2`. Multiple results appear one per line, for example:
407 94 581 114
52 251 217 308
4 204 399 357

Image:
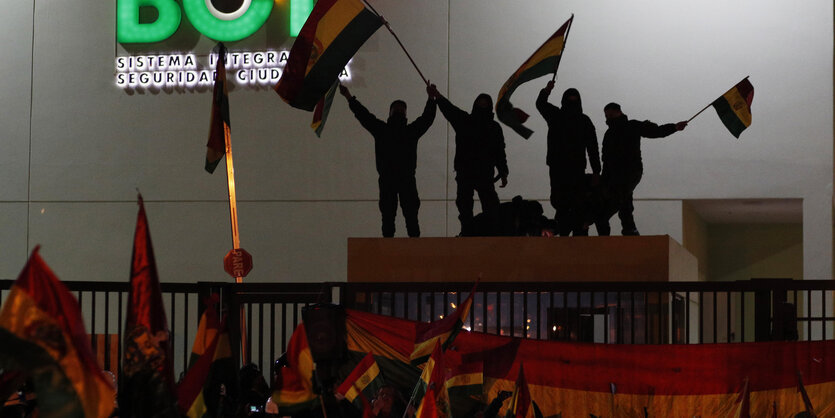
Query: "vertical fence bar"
281 304 288 353
509 291 515 337
104 291 110 371
740 291 745 343
684 292 690 344
822 290 826 339
90 291 97 352
807 290 812 341
712 292 717 343
536 292 542 340
698 292 704 343
643 292 649 344
616 292 622 344
183 293 189 372
603 291 609 344
630 292 635 344
258 303 264 369
247 302 253 364
522 292 528 339
270 303 276 380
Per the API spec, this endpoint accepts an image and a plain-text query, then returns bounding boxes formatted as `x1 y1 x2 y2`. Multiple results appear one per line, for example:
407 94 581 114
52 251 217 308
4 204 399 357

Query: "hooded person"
536 80 601 236
597 102 687 235
340 83 437 237
428 85 509 236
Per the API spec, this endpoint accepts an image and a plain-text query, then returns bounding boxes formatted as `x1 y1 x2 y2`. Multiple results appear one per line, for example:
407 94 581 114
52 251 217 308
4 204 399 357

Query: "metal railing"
2 279 833 382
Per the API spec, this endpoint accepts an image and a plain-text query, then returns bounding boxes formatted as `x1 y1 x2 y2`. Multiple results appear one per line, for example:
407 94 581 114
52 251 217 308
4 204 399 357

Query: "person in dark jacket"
339 84 437 237
536 80 600 236
428 85 509 236
597 102 687 235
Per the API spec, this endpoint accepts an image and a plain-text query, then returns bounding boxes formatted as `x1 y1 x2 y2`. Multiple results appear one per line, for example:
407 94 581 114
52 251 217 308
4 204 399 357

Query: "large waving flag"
496 15 573 139
336 352 386 412
177 295 236 418
206 42 231 173
119 195 179 417
409 283 476 365
0 247 116 418
711 77 754 138
275 0 382 111
272 324 319 414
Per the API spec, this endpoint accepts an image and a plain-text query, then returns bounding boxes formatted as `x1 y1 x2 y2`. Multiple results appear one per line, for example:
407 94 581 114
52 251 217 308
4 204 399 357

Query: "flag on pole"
415 385 440 418
496 15 573 139
275 0 382 111
336 352 386 411
711 77 754 138
119 195 179 417
311 81 339 136
272 324 319 415
206 42 231 173
410 283 476 365
176 295 236 418
505 363 531 418
0 247 116 418
414 340 445 410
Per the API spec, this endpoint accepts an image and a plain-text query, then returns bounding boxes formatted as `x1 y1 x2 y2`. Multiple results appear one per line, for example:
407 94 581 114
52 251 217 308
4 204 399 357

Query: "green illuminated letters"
117 0 182 43
182 0 273 42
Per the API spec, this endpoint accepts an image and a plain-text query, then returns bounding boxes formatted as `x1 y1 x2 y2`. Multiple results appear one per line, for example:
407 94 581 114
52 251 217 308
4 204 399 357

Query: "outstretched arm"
536 80 559 121
639 119 686 139
340 84 386 135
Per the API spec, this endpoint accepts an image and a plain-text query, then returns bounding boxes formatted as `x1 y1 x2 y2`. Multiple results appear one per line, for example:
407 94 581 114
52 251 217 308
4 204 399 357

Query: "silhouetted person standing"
598 102 687 235
536 80 600 236
340 84 436 237
428 85 508 236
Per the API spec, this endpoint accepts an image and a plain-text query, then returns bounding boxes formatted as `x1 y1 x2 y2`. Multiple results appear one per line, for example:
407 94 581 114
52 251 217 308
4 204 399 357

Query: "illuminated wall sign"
115 50 351 91
117 0 314 43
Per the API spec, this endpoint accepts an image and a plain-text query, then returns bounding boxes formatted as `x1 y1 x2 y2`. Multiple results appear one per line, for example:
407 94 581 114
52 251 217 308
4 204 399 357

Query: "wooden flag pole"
552 14 574 82
687 75 750 123
361 0 429 86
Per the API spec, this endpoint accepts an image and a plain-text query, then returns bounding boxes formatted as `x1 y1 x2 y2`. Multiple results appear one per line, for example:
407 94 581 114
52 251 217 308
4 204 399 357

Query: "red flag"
506 363 531 418
119 194 179 417
416 386 439 418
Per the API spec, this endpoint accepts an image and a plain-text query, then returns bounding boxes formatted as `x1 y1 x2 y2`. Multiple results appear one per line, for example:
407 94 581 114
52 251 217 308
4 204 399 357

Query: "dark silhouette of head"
604 102 625 124
561 88 583 113
388 100 407 126
471 93 494 120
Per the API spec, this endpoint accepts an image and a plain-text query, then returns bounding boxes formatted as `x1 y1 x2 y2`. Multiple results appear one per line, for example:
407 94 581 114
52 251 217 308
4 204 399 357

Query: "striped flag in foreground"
410 283 476 365
336 352 386 412
711 77 754 138
0 247 115 418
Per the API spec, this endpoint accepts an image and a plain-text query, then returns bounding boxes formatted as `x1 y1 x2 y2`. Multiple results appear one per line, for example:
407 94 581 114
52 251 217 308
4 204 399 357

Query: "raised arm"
536 80 559 121
407 88 437 139
340 84 386 135
428 84 468 129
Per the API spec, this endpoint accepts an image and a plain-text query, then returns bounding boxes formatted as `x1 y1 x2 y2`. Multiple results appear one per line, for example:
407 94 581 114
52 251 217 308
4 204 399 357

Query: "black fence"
1 279 833 382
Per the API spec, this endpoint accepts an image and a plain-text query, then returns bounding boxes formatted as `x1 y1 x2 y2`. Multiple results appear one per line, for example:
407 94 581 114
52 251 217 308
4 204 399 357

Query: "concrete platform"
347 235 697 282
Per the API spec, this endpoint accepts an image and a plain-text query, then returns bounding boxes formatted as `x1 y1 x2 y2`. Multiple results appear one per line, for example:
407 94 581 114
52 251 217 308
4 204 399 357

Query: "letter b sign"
117 0 273 43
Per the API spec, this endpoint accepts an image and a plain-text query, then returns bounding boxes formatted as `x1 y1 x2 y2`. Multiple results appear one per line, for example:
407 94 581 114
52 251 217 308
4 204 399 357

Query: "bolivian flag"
505 364 531 418
711 77 754 138
273 324 319 414
206 42 230 174
496 15 573 139
311 81 339 137
275 0 382 111
410 283 476 365
177 295 236 418
0 247 116 418
336 352 386 411
446 361 483 399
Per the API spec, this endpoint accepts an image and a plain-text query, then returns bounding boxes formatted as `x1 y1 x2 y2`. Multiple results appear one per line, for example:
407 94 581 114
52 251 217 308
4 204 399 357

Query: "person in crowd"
536 80 601 236
238 363 270 417
428 85 509 236
370 385 412 418
597 102 687 235
480 390 512 418
339 84 437 238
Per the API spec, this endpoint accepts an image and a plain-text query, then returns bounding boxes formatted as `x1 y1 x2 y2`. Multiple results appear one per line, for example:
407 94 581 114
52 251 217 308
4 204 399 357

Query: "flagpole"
361 0 429 86
551 14 574 82
216 42 249 364
687 75 750 123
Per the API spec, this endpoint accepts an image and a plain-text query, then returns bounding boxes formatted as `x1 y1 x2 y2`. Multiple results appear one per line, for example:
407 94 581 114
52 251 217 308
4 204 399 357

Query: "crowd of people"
340 81 686 238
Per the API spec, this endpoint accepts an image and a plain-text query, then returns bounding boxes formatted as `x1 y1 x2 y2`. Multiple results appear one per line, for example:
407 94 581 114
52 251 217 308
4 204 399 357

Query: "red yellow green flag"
176 295 236 418
272 324 318 414
410 283 476 365
206 42 231 173
505 363 531 418
336 352 386 411
311 81 339 137
119 194 179 417
275 0 382 111
711 77 754 138
0 247 116 418
496 15 573 139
